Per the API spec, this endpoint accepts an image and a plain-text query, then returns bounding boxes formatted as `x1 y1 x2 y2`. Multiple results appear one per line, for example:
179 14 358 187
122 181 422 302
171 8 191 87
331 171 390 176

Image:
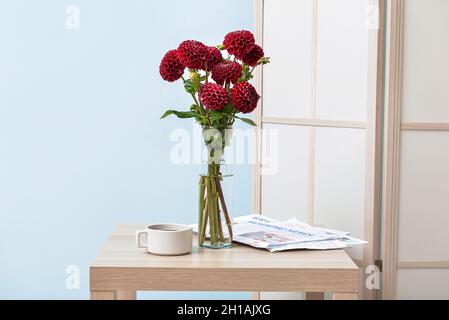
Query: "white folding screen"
315 0 368 122
260 124 310 223
313 127 366 260
382 0 449 300
253 0 382 299
262 0 312 119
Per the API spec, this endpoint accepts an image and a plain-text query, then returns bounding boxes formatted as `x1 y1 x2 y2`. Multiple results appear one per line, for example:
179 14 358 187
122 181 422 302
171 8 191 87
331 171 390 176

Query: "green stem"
206 177 217 243
248 66 256 77
215 176 233 240
182 76 212 126
210 169 220 244
182 76 200 105
216 202 223 241
198 176 206 244
202 146 232 246
200 194 209 244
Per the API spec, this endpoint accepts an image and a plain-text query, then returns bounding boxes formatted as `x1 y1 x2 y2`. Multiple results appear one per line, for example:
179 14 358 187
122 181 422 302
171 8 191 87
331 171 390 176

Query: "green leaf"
223 103 235 114
238 64 253 82
184 80 196 94
193 81 201 92
210 111 224 124
161 110 199 119
235 116 257 126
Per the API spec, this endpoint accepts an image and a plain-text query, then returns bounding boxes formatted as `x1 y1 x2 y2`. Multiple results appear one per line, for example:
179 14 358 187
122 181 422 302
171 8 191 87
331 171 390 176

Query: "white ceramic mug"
135 224 193 256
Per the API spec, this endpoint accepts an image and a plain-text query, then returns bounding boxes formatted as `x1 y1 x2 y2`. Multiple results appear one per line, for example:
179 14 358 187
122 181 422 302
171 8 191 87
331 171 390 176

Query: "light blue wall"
0 0 253 299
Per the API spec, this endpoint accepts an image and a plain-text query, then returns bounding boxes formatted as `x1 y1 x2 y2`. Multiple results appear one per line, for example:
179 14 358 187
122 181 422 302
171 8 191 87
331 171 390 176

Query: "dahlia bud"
259 56 271 65
190 70 200 82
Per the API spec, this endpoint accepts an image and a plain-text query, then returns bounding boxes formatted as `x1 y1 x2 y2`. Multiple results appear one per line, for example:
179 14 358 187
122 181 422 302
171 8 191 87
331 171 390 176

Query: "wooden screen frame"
252 0 385 300
381 0 449 300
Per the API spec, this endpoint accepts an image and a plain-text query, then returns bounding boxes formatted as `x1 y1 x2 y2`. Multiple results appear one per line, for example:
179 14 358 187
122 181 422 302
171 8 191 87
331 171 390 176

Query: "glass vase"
198 126 234 249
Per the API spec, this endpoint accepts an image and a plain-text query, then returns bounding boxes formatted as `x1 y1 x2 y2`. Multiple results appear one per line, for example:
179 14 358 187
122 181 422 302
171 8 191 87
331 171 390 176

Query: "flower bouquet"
159 30 269 248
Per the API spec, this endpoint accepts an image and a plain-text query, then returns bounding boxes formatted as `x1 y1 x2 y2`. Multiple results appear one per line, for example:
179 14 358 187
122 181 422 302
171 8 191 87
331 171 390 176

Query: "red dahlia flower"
204 46 223 71
159 49 185 82
199 83 228 111
223 30 256 60
211 61 242 86
177 40 208 70
243 44 264 67
231 82 260 113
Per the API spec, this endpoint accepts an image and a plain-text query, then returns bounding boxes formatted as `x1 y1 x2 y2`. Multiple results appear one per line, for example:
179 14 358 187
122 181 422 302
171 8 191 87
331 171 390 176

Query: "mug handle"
135 229 148 248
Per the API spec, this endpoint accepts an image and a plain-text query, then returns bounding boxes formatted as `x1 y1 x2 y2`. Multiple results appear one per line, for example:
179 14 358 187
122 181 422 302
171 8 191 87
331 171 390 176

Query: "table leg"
332 292 358 300
305 292 325 300
90 290 115 300
251 292 260 300
116 290 136 300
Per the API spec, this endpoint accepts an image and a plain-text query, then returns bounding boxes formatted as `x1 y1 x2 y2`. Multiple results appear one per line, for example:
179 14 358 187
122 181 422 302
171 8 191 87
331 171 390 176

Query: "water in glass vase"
198 126 234 249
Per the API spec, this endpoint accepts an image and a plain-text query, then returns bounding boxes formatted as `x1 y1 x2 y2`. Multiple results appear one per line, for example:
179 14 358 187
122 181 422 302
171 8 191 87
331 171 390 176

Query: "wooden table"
90 225 360 300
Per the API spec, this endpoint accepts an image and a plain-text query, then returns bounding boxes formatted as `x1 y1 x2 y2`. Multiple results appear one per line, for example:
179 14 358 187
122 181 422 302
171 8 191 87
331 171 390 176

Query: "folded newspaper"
192 214 366 252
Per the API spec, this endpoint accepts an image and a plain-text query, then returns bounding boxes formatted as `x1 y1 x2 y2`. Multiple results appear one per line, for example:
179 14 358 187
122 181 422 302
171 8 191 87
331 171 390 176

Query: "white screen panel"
397 269 449 300
402 0 449 122
398 131 449 261
261 124 310 222
262 0 312 118
313 127 366 260
315 0 369 121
